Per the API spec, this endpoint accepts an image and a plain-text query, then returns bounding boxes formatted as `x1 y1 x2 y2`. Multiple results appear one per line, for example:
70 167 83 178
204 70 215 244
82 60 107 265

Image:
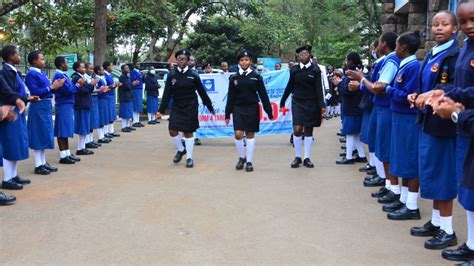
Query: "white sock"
304 136 313 159
77 135 85 151
346 135 355 160
467 210 474 250
369 152 375 167
375 156 385 179
171 135 185 152
148 113 153 121
385 179 391 189
12 160 17 177
400 186 409 204
60 150 68 159
293 135 302 158
89 133 94 143
391 184 401 195
66 150 71 156
98 128 105 139
406 192 418 210
122 119 128 129
440 216 454 235
133 112 139 123
2 159 14 181
432 209 441 227
109 124 114 133
354 135 366 158
234 139 245 159
246 138 255 163
34 150 43 167
41 150 47 165
185 138 194 160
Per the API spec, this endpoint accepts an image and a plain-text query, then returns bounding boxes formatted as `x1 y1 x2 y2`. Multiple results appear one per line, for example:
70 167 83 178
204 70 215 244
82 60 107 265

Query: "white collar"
177 66 188 73
104 70 111 76
5 63 17 73
375 55 386 63
30 67 42 73
400 55 417 68
432 39 454 56
56 69 67 75
299 61 312 69
75 72 84 78
238 66 251 75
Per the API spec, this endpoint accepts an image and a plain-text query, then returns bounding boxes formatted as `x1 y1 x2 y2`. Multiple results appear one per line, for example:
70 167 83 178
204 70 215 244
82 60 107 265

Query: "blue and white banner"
196 70 293 138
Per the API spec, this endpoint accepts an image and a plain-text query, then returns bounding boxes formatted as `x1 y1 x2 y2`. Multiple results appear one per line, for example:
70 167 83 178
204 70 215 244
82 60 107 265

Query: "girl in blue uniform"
95 65 112 144
103 61 121 138
25 51 63 175
53 56 84 164
130 62 144 127
118 64 134 133
406 11 460 250
144 66 160 125
383 31 422 221
84 63 102 149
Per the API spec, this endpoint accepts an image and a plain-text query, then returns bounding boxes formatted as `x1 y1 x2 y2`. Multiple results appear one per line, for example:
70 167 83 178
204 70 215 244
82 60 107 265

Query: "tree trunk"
94 0 109 66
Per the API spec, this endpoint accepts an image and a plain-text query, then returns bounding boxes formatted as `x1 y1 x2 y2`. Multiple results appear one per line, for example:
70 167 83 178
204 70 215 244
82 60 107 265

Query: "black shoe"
121 128 132 133
336 158 354 164
104 133 114 138
98 138 111 144
378 191 400 204
2 180 23 190
44 162 58 172
337 132 345 137
148 121 157 125
76 149 94 156
0 192 16 205
111 132 121 137
372 186 390 198
291 157 302 168
93 142 102 147
59 156 76 164
442 243 474 262
236 158 246 170
173 150 187 163
69 154 81 162
382 200 404 212
340 145 346 150
85 142 99 149
35 165 51 175
133 122 143 128
303 158 314 168
354 156 368 163
387 206 421 220
127 127 136 131
359 163 375 172
195 138 202 146
367 168 377 175
245 162 254 172
364 174 379 181
425 230 457 250
186 158 194 168
12 176 31 185
456 259 474 266
339 137 346 143
154 120 160 124
364 176 385 187
411 220 441 237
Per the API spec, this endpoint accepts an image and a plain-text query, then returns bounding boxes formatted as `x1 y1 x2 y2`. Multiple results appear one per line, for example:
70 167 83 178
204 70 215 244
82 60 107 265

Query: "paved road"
0 119 467 265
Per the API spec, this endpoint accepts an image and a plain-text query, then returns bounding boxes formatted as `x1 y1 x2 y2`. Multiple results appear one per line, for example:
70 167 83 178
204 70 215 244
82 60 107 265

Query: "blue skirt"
342 115 362 135
28 99 54 150
109 97 117 122
146 96 159 113
360 110 372 145
419 131 457 200
119 101 133 119
90 95 100 130
368 107 377 153
132 89 143 113
375 106 392 163
389 112 419 179
457 135 473 210
99 98 110 126
74 109 91 136
0 109 29 161
54 103 74 138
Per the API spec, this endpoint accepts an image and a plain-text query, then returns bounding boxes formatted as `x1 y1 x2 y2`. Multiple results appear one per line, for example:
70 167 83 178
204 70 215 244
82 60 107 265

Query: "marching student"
130 62 144 128
0 46 37 190
96 65 112 144
156 49 215 168
333 52 367 165
25 51 63 175
71 62 97 156
144 66 160 125
118 64 134 133
84 63 102 149
406 10 460 249
225 50 274 172
103 61 121 138
280 45 326 168
382 31 422 220
53 56 84 164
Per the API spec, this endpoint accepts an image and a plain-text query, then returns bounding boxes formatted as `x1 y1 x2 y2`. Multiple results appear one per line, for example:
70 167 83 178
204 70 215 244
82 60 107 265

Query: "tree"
94 0 109 66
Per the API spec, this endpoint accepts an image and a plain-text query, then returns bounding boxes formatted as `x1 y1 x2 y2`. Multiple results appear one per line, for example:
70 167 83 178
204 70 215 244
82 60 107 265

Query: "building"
381 0 461 58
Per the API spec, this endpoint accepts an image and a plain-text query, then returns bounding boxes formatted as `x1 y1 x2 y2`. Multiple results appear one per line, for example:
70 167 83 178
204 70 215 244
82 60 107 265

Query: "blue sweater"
25 68 53 99
374 52 401 107
386 55 420 114
130 68 143 90
52 70 78 105
71 72 94 110
104 71 115 99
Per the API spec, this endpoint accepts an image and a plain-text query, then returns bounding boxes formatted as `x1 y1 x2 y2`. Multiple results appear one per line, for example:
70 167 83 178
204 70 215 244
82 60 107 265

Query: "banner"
196 70 293 138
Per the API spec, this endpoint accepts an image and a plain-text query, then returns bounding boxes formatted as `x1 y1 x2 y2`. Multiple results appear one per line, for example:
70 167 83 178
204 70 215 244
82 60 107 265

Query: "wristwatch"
451 111 459 123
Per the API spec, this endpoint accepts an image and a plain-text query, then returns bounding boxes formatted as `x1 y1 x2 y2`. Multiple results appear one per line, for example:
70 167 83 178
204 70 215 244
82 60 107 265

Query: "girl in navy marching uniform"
71 62 98 156
225 50 274 172
103 61 121 139
333 52 367 165
280 45 326 169
156 49 215 168
96 64 112 144
84 63 105 149
25 51 64 175
406 11 461 250
0 46 37 190
118 64 134 133
382 31 422 221
144 66 160 125
53 56 85 164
